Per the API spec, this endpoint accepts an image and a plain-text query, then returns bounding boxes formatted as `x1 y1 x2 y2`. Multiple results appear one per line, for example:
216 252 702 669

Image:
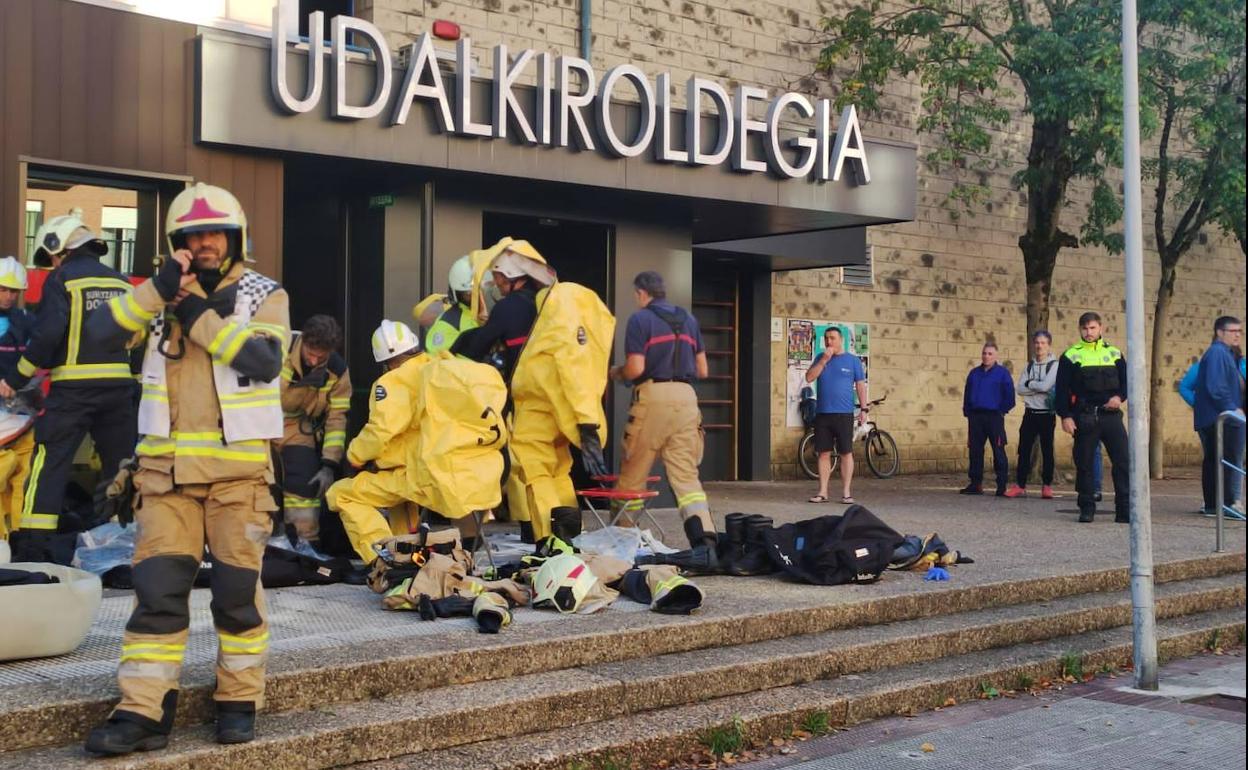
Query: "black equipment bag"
764 505 904 585
261 545 353 588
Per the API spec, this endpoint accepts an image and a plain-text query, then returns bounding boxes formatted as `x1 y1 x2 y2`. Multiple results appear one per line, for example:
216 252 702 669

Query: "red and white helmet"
531 553 598 613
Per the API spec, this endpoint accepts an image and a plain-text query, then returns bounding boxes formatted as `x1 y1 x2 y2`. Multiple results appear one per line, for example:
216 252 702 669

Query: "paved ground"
732 651 1246 770
1 471 1242 690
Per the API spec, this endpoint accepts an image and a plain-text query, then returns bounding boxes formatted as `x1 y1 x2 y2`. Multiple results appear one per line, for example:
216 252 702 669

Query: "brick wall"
366 0 1246 478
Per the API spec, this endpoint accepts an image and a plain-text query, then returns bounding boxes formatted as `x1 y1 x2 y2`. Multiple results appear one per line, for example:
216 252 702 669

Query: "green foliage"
801 710 833 736
1060 652 1084 680
1099 662 1118 675
700 717 747 757
979 681 1001 699
1206 629 1223 651
1016 673 1036 690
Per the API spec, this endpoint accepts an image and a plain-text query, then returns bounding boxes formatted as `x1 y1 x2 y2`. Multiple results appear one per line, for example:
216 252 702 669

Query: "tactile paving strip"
0 583 648 687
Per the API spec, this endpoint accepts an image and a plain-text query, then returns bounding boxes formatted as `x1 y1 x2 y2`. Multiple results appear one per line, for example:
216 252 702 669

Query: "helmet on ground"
531 553 598 613
166 182 248 262
371 319 420 362
448 255 474 293
32 208 106 264
0 257 27 290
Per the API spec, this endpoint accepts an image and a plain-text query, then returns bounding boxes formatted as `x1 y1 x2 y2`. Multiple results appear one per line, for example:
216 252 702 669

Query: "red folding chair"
576 474 667 539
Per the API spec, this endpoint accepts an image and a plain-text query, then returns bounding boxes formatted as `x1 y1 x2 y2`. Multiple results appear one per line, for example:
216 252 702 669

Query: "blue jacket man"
960 342 1015 496
1194 317 1245 514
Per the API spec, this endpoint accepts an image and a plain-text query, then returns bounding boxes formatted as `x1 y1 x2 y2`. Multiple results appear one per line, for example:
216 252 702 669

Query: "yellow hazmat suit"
327 355 428 561
0 429 35 538
509 282 615 539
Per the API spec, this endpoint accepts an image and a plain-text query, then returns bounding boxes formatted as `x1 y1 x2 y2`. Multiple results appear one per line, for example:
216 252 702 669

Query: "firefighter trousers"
0 431 35 538
616 382 712 533
113 470 275 732
275 444 323 541
509 398 577 541
326 469 423 562
21 385 137 532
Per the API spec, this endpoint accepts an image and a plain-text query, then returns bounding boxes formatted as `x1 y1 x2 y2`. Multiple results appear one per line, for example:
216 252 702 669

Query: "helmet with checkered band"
166 182 249 264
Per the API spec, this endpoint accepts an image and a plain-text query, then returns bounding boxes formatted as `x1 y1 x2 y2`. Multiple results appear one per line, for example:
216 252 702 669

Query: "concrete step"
1 551 1240 753
1 573 1240 770
370 607 1248 770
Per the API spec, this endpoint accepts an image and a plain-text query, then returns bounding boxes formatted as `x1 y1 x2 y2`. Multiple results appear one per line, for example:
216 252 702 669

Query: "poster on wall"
785 320 871 427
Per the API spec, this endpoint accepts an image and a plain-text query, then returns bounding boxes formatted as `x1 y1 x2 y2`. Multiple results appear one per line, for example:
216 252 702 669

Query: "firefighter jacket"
346 354 429 471
0 308 36 383
280 335 351 465
9 254 134 389
1054 338 1128 418
87 261 290 484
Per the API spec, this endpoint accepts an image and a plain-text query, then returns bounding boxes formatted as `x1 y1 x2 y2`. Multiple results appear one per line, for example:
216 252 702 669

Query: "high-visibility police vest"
1062 339 1123 398
425 303 478 355
137 270 283 444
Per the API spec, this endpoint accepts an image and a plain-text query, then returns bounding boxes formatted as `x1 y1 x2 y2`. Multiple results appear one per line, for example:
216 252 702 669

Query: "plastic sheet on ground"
572 526 678 562
72 522 135 577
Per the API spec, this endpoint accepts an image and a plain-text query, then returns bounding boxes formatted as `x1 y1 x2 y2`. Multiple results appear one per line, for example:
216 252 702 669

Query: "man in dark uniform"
450 255 541 382
609 271 714 565
1055 311 1130 523
0 215 137 562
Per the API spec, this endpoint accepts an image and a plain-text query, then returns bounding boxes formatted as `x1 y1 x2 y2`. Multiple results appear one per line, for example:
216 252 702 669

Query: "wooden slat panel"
2 0 33 256
82 5 117 167
135 16 164 172
56 0 88 164
252 157 284 278
162 24 189 172
111 12 141 169
30 0 61 160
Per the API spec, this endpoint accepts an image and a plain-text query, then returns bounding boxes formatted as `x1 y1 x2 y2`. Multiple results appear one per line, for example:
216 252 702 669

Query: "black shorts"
814 413 854 454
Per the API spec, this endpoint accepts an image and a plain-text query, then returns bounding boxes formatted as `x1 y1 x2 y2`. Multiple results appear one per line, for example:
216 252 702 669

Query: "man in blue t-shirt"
804 326 867 504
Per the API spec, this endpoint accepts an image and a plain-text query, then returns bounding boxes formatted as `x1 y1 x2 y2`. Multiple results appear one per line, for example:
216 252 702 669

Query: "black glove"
293 366 329 389
153 256 187 301
172 293 210 331
577 424 608 479
310 465 336 498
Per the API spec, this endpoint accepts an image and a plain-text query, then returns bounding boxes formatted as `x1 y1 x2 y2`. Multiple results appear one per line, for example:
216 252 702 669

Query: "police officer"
1055 312 1130 523
83 182 289 753
610 271 715 568
0 257 38 541
425 255 479 354
277 314 351 549
0 215 137 563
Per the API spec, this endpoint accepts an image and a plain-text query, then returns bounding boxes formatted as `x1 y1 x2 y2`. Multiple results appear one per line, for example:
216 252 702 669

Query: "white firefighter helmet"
32 208 105 263
166 182 249 263
0 257 28 290
531 553 598 613
448 255 474 293
371 319 420 363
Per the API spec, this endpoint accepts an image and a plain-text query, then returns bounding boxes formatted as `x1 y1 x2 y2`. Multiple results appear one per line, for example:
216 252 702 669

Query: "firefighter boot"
84 718 170 756
551 506 583 543
216 703 256 744
718 513 749 574
681 517 720 575
732 515 776 576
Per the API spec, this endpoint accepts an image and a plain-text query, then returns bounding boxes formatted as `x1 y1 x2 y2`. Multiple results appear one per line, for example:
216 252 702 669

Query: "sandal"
840 496 856 504
808 495 829 503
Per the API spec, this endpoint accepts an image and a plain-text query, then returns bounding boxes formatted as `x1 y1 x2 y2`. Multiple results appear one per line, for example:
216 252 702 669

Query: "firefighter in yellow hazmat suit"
460 238 613 544
326 321 428 562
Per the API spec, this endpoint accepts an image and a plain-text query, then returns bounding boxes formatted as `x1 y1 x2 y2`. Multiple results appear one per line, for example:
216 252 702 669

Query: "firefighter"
610 271 716 569
82 182 289 754
1055 311 1130 524
0 215 137 563
0 257 38 540
277 314 351 548
425 255 478 355
326 320 428 563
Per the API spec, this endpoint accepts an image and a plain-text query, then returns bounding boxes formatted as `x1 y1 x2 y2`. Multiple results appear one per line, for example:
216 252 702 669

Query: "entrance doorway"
481 212 614 302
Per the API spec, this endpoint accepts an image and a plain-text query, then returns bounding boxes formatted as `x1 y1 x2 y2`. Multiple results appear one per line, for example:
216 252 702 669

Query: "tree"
1085 0 1246 477
816 0 1126 337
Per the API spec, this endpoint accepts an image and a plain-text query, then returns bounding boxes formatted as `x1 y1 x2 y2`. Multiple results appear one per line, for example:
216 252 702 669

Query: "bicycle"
798 394 900 480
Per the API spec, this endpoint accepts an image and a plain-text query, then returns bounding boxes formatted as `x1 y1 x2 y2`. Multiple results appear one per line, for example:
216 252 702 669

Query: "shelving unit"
692 275 739 480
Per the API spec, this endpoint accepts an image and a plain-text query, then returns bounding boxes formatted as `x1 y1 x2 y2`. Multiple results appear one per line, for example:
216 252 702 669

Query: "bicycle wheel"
798 430 819 480
865 429 900 478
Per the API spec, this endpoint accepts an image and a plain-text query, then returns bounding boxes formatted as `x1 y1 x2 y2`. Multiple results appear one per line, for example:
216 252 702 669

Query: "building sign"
269 7 870 184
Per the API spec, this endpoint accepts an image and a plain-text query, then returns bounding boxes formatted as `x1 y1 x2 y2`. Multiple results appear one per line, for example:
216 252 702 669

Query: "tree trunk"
1019 120 1079 340
1148 264 1176 479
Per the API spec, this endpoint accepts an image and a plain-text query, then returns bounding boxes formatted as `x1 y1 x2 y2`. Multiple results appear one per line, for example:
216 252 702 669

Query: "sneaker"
1077 509 1095 523
958 484 983 495
994 487 1008 497
1003 485 1027 498
1094 491 1103 502
1041 486 1055 499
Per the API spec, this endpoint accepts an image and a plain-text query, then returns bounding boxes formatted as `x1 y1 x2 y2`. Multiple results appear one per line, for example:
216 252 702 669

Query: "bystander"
1193 316 1245 517
960 342 1015 496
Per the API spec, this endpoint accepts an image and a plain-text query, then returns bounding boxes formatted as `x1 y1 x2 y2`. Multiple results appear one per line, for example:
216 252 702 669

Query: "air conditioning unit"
841 245 873 287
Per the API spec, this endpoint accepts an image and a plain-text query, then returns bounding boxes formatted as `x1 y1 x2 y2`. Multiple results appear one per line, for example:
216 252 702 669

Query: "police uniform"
84 183 289 748
9 252 137 538
425 301 478 355
1055 338 1130 522
617 301 712 539
277 335 351 542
